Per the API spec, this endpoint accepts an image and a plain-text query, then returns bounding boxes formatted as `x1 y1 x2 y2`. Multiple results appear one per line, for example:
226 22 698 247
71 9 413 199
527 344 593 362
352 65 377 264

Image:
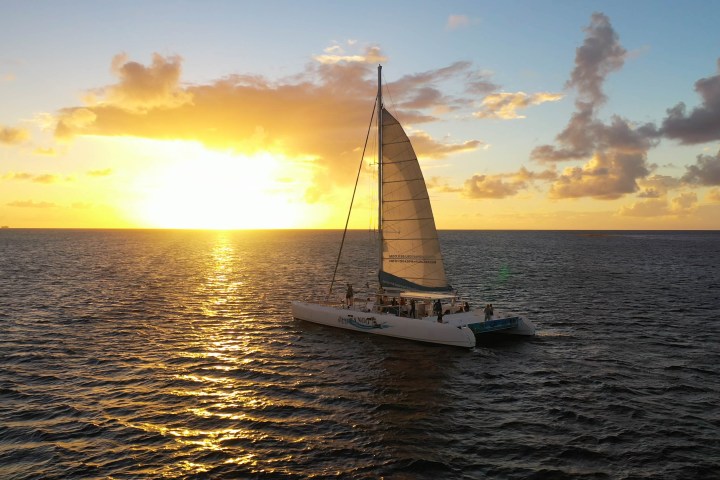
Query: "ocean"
1 229 719 479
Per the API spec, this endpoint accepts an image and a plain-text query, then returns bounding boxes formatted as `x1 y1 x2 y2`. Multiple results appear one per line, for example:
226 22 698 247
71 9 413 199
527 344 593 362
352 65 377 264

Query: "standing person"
437 308 444 323
433 299 442 316
409 299 416 319
346 283 354 307
464 301 470 312
484 303 493 321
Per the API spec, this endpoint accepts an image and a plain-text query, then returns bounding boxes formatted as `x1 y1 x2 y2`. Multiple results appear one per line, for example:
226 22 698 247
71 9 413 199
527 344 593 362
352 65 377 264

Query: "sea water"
1 229 719 479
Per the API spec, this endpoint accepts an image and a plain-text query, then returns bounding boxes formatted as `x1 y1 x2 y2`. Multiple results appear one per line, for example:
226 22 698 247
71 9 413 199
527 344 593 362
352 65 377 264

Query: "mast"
377 65 383 281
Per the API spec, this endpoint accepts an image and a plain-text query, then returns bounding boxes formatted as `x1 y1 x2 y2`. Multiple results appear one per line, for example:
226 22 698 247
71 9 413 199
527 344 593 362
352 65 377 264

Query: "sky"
1 0 720 230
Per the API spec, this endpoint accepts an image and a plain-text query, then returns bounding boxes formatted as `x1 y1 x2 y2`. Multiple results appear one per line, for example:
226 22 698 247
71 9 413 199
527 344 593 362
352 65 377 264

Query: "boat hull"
291 301 477 348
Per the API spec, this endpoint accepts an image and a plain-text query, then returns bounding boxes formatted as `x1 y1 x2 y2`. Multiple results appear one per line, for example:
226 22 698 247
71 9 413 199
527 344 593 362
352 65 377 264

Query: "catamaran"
291 66 535 348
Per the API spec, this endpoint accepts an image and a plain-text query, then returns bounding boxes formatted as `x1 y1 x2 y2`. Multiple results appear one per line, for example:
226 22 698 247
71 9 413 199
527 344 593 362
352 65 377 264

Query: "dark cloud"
567 12 626 105
682 150 720 185
530 13 660 200
661 59 720 144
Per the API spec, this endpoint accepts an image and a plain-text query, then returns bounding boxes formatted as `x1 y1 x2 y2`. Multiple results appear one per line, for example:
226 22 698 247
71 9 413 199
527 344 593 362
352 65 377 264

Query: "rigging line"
328 98 377 297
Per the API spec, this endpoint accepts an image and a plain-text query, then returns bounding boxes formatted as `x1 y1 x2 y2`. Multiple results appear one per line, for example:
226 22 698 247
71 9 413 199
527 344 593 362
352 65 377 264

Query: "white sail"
379 108 451 292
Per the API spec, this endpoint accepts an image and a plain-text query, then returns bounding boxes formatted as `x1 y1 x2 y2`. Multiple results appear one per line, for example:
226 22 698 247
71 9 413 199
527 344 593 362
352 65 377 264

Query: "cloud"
618 198 668 217
32 174 59 184
7 200 57 208
387 61 480 113
636 174 681 197
33 147 57 156
3 172 60 183
473 91 563 119
461 167 556 199
446 14 471 30
409 131 484 158
567 12 627 105
661 59 720 144
618 191 698 217
313 45 386 65
462 174 525 199
549 151 650 199
52 52 489 201
530 13 660 200
681 150 720 186
707 188 720 202
85 53 192 112
671 191 698 213
87 168 113 177
55 108 97 139
0 125 30 145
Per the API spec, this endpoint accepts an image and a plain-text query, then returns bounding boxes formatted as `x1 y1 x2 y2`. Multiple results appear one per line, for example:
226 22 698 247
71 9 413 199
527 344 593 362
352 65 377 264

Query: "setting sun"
136 143 310 229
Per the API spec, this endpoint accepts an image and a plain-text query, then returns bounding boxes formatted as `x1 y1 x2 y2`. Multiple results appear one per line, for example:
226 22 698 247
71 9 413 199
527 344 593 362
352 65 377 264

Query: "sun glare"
137 143 309 229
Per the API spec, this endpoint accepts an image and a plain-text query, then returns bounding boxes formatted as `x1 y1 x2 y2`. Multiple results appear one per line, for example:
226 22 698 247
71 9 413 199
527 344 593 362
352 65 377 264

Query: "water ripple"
1 230 719 479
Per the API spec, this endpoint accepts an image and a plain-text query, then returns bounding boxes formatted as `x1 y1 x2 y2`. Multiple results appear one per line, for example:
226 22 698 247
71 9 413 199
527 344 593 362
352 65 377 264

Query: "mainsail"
379 108 452 292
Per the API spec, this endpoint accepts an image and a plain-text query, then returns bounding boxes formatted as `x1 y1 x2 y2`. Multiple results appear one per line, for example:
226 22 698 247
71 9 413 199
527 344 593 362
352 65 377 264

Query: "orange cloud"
549 151 650 200
0 125 30 145
473 92 563 119
86 53 192 112
707 187 720 202
313 45 386 65
461 167 556 199
52 52 490 201
7 200 57 208
446 14 472 30
3 172 59 183
618 192 698 217
33 147 57 156
87 168 113 177
409 131 484 159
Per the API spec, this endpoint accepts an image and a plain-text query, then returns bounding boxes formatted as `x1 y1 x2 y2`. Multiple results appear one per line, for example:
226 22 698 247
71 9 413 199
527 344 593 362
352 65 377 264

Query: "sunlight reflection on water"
0 230 718 479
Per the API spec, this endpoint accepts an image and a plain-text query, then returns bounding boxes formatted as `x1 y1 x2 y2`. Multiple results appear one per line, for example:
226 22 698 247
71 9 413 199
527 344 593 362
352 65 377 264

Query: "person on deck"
484 303 494 321
409 299 416 318
464 301 470 312
346 284 354 307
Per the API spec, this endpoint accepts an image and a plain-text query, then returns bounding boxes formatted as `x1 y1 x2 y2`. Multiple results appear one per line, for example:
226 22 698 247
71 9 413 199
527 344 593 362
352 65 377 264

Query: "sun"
136 143 311 229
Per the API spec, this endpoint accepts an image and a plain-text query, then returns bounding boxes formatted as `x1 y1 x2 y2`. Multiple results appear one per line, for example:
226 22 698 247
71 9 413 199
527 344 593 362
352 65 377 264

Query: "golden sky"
1 4 719 229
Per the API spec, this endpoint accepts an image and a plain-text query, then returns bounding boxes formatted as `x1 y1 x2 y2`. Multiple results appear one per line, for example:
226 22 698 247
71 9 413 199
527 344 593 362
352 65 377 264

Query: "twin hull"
291 301 477 348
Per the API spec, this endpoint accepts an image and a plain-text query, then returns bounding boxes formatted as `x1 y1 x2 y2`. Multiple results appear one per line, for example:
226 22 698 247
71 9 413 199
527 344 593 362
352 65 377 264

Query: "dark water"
1 229 719 479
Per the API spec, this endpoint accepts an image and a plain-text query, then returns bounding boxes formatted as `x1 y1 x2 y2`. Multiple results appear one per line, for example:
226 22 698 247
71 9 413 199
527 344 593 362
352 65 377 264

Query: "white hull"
291 301 477 348
291 301 536 348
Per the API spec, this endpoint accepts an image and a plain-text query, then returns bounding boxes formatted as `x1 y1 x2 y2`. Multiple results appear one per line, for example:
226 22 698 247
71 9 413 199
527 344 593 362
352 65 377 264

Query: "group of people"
346 283 492 322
